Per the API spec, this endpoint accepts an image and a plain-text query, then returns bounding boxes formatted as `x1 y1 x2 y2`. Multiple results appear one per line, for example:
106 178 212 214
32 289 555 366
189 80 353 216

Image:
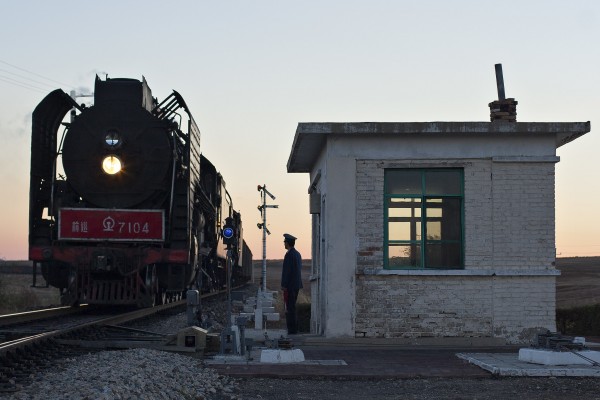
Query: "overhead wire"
0 67 58 89
0 75 47 94
0 69 51 92
0 59 75 89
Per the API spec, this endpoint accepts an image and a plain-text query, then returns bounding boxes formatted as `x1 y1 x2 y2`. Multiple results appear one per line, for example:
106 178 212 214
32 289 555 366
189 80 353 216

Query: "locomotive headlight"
102 155 122 175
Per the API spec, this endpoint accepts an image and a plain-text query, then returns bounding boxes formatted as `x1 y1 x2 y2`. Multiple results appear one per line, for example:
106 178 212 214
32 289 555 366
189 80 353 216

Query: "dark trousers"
285 289 299 334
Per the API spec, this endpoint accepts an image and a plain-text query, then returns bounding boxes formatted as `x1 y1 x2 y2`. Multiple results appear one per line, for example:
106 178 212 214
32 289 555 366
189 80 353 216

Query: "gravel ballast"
6 348 239 400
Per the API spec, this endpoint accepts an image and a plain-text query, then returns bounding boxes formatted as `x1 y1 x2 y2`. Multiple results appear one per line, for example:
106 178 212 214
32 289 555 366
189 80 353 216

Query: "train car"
29 76 251 307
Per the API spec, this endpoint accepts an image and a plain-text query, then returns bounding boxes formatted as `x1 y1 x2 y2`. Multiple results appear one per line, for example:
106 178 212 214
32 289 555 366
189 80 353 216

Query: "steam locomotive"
29 76 252 307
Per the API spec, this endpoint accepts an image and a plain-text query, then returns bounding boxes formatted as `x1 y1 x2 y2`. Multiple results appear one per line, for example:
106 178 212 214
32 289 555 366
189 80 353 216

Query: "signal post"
255 185 279 330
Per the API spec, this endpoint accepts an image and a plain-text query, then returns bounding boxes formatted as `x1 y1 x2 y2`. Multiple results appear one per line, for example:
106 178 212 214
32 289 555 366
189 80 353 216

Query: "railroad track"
0 300 186 393
0 286 245 393
0 305 89 329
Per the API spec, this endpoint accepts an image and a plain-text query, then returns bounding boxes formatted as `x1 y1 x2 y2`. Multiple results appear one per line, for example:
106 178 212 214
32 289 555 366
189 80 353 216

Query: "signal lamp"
102 155 122 175
222 217 236 247
105 130 120 147
223 227 234 239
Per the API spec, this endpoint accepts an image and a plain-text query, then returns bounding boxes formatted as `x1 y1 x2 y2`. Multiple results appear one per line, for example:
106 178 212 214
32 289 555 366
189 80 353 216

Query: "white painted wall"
322 152 356 337
308 146 327 335
327 134 557 159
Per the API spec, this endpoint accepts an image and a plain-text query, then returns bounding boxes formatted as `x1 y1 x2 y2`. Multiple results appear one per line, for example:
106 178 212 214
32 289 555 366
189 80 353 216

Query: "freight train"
29 76 251 307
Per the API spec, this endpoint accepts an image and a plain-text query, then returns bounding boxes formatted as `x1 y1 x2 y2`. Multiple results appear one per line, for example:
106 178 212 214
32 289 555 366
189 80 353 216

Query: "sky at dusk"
0 1 598 260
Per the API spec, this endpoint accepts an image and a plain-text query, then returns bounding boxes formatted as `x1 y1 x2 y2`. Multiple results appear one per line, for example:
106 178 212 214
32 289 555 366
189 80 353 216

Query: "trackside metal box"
177 326 208 350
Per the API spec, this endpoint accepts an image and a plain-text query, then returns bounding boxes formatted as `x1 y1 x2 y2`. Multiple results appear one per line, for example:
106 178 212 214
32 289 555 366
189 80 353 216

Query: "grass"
262 286 311 333
0 274 6 308
0 272 60 314
252 260 312 332
557 305 600 336
297 303 311 333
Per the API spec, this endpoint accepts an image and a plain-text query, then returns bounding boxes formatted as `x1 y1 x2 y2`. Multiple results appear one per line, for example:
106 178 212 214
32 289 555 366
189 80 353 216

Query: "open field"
251 259 312 331
556 256 600 309
1 257 599 316
251 259 312 294
0 264 60 314
252 257 600 312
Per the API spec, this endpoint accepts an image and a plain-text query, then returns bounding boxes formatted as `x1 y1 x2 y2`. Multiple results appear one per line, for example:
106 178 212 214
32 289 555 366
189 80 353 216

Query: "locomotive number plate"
58 208 164 241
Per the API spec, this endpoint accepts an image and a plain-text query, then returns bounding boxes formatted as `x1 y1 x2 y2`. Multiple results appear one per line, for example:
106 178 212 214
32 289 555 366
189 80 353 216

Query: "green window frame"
384 168 464 269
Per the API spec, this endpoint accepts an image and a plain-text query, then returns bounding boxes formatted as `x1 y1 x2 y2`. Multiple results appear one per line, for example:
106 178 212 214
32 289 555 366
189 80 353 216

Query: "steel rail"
0 284 246 356
0 305 89 327
0 300 185 356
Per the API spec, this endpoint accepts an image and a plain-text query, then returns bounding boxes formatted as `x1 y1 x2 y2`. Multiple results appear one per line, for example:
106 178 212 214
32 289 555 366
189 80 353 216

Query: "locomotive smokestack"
94 76 153 112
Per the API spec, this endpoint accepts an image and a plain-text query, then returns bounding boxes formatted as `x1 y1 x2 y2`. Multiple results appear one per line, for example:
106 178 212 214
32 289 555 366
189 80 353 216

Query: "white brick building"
287 122 590 343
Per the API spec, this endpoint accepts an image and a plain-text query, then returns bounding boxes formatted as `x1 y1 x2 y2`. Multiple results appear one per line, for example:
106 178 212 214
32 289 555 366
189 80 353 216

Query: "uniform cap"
283 233 297 242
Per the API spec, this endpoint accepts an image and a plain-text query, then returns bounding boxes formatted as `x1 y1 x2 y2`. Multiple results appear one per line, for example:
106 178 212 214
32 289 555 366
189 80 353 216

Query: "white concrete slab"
264 313 280 321
205 357 346 366
211 354 246 363
239 312 254 320
258 291 276 300
518 348 600 366
457 352 600 377
244 328 288 342
254 307 263 330
260 349 305 363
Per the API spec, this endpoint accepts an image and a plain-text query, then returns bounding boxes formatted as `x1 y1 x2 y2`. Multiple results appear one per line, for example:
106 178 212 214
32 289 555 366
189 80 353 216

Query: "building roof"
287 121 591 173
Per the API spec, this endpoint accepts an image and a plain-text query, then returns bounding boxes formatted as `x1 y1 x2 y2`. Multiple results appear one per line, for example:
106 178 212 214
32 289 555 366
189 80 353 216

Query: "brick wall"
356 160 385 274
355 275 493 338
490 162 556 269
355 158 557 343
492 276 556 342
463 161 494 270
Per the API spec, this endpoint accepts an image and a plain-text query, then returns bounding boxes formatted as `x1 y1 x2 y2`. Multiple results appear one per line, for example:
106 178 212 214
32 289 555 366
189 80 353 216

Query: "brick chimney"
490 64 517 122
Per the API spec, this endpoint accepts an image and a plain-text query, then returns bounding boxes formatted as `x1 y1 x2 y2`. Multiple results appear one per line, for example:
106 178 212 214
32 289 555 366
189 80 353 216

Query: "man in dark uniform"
281 233 303 335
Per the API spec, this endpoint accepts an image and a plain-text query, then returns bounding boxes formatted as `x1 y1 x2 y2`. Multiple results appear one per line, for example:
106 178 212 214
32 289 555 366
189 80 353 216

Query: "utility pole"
257 185 278 292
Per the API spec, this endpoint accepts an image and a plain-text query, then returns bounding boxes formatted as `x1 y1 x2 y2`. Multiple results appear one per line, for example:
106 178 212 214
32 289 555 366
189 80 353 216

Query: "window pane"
426 221 441 240
389 221 421 241
388 198 421 218
425 170 461 195
388 244 421 268
388 221 410 241
425 243 462 269
388 198 422 240
389 208 420 218
427 208 442 218
386 170 421 195
384 168 464 270
426 198 461 241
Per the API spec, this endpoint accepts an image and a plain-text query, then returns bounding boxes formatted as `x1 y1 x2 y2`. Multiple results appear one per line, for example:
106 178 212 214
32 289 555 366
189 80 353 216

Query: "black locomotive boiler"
29 76 251 307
